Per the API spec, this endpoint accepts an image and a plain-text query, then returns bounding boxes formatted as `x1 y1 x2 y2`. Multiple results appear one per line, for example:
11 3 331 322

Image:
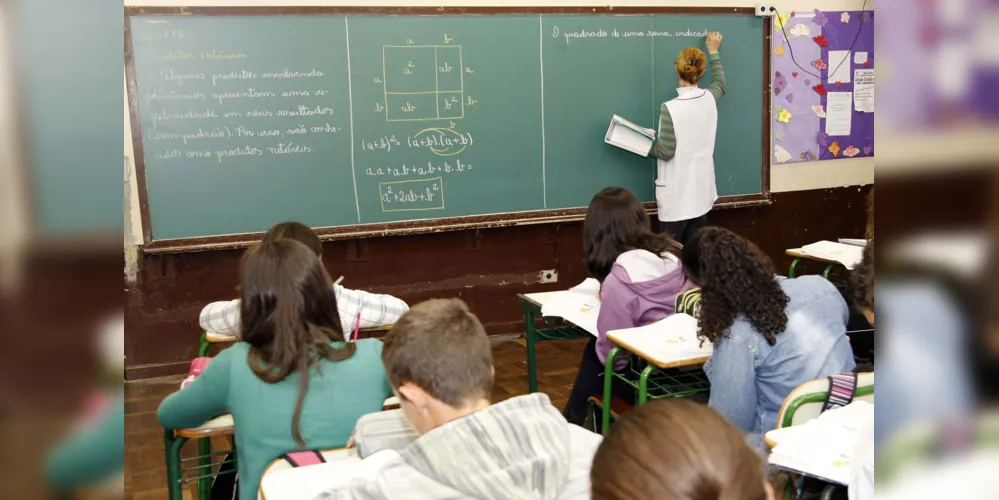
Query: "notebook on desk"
766 401 874 485
606 313 712 369
539 278 601 336
800 241 865 270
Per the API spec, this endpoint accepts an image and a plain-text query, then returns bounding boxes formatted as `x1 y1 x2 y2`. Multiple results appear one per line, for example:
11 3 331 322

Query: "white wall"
122 0 873 245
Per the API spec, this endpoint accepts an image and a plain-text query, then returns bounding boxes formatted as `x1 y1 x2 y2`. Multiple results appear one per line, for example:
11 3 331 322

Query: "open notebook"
259 449 399 500
539 278 601 336
800 241 865 270
606 313 712 367
766 401 874 485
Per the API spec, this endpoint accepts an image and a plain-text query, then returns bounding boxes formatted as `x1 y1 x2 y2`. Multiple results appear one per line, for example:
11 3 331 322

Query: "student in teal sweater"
157 238 393 500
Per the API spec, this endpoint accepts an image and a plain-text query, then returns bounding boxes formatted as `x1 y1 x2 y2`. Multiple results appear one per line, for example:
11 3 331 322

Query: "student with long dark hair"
158 239 393 500
199 221 409 336
562 187 695 425
681 227 854 448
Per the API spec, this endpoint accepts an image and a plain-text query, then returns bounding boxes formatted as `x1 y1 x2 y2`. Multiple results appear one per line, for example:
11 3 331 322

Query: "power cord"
770 0 869 82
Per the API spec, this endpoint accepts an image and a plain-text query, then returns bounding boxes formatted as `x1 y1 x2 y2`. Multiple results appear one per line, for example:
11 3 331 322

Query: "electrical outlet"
754 4 776 17
538 269 558 284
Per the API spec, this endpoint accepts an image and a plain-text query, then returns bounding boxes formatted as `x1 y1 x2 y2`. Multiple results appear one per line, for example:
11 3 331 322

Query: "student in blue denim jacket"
681 227 855 449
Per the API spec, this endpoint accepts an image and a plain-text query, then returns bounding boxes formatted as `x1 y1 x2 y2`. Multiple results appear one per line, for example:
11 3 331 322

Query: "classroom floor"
124 336 588 500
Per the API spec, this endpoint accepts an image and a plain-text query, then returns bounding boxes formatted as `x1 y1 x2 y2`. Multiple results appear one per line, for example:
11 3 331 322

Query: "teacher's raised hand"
706 31 723 54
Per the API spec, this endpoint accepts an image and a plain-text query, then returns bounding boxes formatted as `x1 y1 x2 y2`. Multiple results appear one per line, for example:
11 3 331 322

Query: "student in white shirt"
647 32 726 246
199 221 408 335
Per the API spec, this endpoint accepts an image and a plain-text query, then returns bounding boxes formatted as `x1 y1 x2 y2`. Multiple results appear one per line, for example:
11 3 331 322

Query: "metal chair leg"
164 429 188 500
197 437 212 500
525 311 539 393
602 347 621 434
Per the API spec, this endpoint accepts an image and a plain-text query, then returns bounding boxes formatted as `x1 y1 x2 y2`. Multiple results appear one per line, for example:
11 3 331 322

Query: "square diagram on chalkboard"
383 45 464 122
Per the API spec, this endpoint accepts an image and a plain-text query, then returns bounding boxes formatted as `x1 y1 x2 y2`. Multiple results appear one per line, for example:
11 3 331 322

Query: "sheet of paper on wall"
853 51 868 64
828 51 852 84
825 92 853 136
854 69 874 112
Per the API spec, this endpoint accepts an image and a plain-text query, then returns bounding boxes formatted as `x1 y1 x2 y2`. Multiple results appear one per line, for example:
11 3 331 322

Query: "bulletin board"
771 9 874 164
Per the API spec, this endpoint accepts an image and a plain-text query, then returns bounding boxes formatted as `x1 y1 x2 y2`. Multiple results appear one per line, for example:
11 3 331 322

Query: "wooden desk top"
606 328 710 370
785 248 842 265
175 414 234 439
517 291 563 309
205 326 393 344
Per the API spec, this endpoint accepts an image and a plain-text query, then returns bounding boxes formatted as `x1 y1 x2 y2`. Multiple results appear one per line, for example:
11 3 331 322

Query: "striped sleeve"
706 52 727 102
199 299 242 336
335 285 410 333
649 103 677 161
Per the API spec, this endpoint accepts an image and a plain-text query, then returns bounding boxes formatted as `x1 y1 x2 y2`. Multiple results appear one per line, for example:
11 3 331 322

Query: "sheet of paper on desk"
609 313 712 361
569 278 600 297
767 401 873 485
837 238 867 247
540 291 600 336
801 240 865 269
260 450 399 500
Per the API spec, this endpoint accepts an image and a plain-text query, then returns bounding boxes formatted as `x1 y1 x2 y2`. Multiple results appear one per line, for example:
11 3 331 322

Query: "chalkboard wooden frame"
125 6 772 254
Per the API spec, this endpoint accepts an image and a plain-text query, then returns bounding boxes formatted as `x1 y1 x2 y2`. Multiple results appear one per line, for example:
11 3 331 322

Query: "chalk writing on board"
135 29 186 41
149 108 218 127
211 88 277 104
552 25 708 44
201 49 247 61
383 45 465 122
360 135 402 153
409 128 473 156
365 158 472 178
212 70 256 86
148 126 230 144
216 146 264 163
379 178 445 212
276 105 334 117
146 90 205 104
267 142 313 155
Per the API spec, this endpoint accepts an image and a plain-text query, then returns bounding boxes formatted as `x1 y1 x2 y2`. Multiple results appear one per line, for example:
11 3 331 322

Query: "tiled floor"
124 337 587 499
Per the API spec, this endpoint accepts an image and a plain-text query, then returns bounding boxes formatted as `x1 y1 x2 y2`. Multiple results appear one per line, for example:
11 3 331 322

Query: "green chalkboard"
126 9 768 247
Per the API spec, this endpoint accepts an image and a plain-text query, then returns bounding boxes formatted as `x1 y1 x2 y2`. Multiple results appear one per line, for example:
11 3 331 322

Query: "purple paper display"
772 10 874 164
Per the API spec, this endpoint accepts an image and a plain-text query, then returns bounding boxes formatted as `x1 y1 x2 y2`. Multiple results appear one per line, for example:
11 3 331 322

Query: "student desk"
786 248 843 279
516 292 590 393
164 414 236 500
199 326 394 356
601 332 711 433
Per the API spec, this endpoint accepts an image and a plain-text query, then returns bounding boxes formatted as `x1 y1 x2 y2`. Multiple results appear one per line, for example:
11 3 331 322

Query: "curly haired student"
681 227 855 448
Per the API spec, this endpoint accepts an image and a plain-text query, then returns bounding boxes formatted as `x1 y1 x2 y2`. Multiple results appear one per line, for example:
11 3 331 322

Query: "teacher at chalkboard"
647 32 726 246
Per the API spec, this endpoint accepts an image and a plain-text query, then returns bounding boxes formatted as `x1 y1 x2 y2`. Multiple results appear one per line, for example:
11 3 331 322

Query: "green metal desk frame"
164 429 236 500
601 346 710 434
788 257 840 280
516 294 589 393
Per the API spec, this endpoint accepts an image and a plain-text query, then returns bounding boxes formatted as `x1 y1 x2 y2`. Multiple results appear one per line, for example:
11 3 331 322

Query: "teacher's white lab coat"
655 87 719 222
